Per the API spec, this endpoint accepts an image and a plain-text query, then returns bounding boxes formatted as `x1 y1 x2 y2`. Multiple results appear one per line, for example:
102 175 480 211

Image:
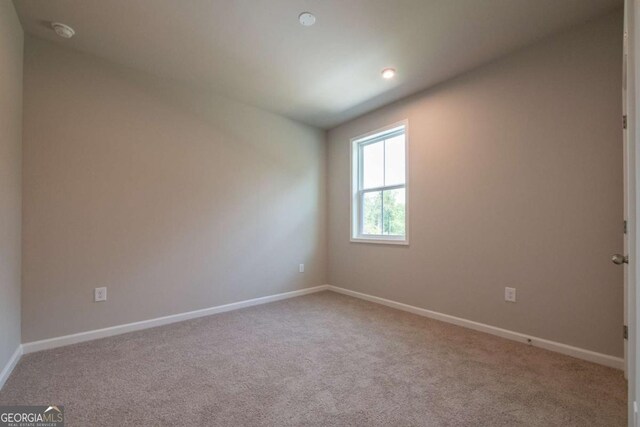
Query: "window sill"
350 237 409 246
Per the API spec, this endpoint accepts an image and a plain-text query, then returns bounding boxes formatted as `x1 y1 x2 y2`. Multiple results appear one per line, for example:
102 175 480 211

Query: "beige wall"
21 36 327 342
0 1 23 370
16 8 624 359
328 11 624 357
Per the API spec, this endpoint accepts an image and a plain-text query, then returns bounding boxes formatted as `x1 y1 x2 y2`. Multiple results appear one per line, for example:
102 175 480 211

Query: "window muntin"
351 123 408 244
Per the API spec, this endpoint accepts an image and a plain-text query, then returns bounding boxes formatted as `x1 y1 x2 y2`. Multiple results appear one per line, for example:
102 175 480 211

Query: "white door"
624 0 632 382
625 1 638 426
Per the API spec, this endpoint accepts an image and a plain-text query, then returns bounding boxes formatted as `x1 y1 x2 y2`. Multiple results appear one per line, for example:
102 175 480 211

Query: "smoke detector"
51 22 75 39
298 12 316 27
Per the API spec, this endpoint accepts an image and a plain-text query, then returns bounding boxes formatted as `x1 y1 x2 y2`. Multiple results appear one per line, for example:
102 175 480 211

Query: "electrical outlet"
94 287 107 302
505 287 516 303
299 264 305 273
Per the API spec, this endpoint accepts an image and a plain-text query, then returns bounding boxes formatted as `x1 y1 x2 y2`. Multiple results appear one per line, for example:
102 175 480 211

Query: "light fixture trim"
381 68 396 79
299 12 316 27
51 22 75 39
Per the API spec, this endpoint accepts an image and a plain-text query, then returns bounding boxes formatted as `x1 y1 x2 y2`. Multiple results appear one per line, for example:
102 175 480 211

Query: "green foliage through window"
362 189 405 236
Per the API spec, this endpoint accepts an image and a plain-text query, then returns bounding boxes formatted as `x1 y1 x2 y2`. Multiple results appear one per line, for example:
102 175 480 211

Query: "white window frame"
350 120 409 245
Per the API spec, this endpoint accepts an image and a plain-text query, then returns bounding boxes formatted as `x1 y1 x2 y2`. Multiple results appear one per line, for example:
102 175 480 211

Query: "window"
351 121 408 244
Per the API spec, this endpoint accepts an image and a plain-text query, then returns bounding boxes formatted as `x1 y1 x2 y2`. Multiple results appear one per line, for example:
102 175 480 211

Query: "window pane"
382 188 405 236
384 134 405 186
362 191 382 235
362 141 384 189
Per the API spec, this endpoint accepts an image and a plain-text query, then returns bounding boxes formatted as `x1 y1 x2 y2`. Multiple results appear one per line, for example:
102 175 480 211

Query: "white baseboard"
22 285 330 354
326 285 624 370
0 345 23 390
17 283 624 371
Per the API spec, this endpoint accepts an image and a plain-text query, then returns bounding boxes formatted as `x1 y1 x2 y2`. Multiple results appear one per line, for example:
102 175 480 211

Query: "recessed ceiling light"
51 22 75 39
299 12 316 27
381 68 396 79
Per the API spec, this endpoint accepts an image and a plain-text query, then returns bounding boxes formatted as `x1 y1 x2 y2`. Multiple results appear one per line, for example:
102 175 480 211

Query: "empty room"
2 0 640 425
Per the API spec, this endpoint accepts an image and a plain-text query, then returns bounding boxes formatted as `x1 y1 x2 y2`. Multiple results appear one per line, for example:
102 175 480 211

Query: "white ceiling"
14 0 622 129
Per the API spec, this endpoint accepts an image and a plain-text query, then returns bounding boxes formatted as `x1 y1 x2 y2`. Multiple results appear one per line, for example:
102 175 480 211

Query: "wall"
327 11 624 357
21 36 326 342
0 1 23 373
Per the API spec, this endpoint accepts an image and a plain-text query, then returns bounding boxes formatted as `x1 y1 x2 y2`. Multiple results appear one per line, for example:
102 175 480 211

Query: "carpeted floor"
0 291 626 426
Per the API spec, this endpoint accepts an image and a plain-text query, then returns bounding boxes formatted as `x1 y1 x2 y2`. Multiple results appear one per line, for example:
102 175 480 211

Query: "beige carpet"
0 291 626 426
